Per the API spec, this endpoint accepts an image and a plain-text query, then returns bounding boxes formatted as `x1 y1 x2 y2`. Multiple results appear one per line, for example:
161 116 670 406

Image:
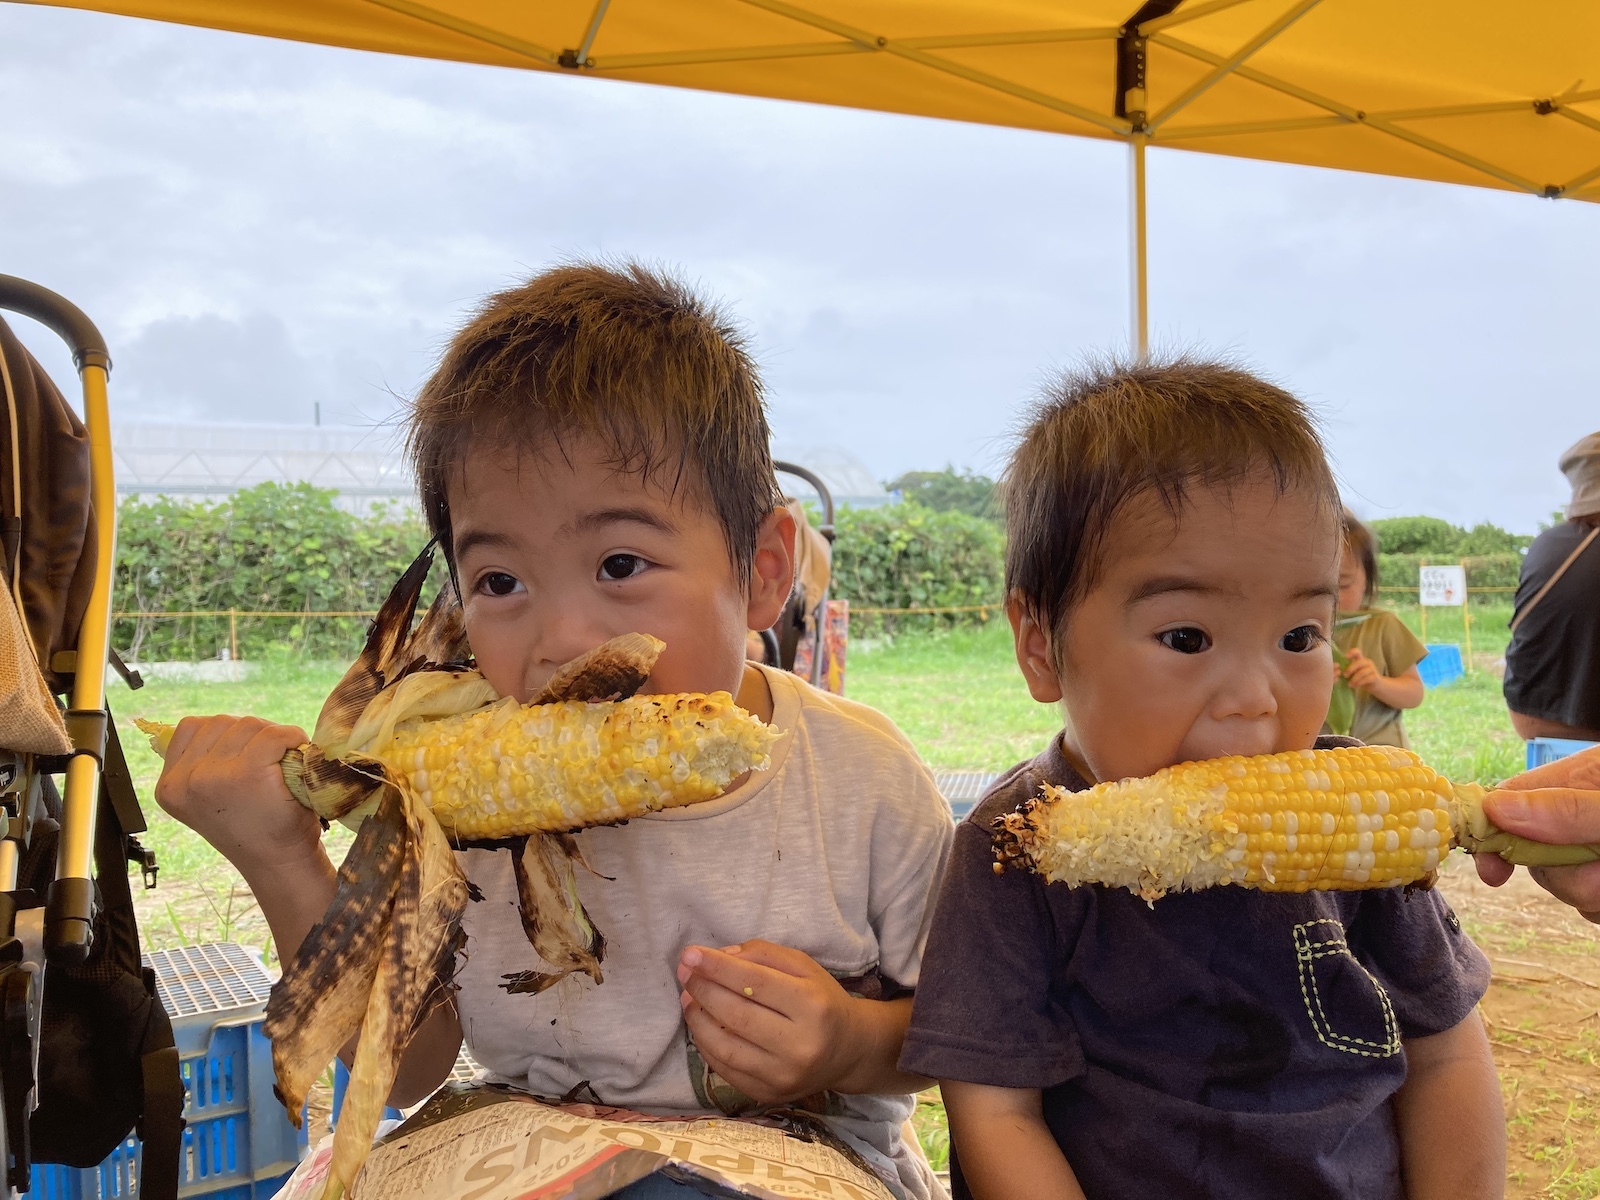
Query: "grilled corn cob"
136 689 775 839
381 690 776 838
994 745 1600 901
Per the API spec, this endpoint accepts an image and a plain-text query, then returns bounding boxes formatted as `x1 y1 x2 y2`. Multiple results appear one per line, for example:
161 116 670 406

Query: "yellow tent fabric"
24 0 1600 201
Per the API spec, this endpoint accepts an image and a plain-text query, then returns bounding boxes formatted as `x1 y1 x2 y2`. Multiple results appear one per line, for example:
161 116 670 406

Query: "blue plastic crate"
1417 644 1465 689
1526 737 1599 771
22 944 307 1200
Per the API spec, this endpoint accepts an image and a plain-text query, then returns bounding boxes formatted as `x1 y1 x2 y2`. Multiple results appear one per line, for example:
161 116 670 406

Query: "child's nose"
1214 669 1280 721
523 614 612 686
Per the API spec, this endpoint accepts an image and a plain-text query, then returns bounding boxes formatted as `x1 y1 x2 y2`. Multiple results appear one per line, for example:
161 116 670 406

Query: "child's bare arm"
941 1080 1085 1200
677 939 929 1100
1343 650 1425 711
1393 1011 1505 1200
154 715 334 939
155 714 459 1106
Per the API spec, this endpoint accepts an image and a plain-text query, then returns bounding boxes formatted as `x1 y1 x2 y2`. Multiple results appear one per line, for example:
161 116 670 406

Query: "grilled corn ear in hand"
994 745 1600 902
134 649 776 839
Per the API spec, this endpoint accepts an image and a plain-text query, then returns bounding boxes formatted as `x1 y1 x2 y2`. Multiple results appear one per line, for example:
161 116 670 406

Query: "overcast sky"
3 4 1597 533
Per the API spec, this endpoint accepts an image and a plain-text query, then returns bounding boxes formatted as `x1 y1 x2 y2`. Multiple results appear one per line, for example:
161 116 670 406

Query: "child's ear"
1008 594 1064 704
746 505 797 632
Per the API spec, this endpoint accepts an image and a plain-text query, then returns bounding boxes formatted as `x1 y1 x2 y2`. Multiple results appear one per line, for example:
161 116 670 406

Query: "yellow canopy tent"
19 0 1600 350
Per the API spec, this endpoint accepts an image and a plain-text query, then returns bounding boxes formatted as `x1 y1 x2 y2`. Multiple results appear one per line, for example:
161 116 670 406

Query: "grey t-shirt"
900 735 1491 1200
454 665 954 1199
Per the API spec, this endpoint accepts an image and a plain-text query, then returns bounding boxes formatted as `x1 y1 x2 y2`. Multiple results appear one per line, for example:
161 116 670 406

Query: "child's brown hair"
1004 357 1339 665
1340 508 1379 606
406 261 779 583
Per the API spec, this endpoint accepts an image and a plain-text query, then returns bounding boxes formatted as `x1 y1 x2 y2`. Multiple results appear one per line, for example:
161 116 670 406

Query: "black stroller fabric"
17 757 183 1188
0 315 183 1198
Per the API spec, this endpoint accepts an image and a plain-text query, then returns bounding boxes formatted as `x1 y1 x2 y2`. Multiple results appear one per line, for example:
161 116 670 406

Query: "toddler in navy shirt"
900 360 1502 1200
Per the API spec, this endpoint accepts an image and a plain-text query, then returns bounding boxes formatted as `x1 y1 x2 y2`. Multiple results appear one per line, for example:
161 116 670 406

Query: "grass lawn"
111 604 1594 1189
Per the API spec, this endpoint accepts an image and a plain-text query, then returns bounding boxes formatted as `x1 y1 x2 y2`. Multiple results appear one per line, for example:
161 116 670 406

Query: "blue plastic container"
1416 644 1465 689
1526 737 1599 771
22 944 306 1200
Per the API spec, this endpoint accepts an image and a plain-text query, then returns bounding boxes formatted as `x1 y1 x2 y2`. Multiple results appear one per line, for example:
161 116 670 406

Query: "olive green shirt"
1326 608 1428 748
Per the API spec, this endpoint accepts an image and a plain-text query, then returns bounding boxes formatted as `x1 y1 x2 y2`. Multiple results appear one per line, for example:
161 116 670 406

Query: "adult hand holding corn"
1475 746 1600 922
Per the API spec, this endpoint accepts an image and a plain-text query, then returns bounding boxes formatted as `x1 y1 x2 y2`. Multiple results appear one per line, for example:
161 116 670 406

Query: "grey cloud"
1 5 1596 530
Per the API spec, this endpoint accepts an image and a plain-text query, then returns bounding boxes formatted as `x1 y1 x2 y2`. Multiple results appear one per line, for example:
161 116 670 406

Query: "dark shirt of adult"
1503 431 1600 742
899 734 1491 1200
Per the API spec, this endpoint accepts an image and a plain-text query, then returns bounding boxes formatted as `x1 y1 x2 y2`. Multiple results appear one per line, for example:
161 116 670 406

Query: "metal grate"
145 943 274 1019
932 770 999 803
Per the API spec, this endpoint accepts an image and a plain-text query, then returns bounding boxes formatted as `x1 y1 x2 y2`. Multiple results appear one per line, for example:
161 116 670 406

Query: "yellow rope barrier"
112 590 1516 621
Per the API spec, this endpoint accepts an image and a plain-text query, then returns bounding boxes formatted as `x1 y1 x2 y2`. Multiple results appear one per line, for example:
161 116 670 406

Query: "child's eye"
1281 625 1323 653
1158 627 1210 654
478 572 522 597
599 554 650 581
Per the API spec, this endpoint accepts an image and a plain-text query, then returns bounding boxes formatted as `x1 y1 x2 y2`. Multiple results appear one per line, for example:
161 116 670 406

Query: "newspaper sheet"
277 1083 897 1200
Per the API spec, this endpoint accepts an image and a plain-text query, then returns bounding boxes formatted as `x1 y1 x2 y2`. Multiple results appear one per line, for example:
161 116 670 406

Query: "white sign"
1419 564 1467 607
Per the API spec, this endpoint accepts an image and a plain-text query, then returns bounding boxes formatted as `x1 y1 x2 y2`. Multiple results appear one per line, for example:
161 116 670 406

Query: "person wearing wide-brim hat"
1503 431 1600 744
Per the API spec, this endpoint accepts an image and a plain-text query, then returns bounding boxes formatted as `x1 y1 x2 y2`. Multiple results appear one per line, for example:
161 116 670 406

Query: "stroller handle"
0 276 116 962
0 276 110 373
774 461 834 543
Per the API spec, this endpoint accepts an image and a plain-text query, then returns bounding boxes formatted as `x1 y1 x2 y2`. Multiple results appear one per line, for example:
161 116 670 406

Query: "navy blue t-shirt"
900 735 1491 1200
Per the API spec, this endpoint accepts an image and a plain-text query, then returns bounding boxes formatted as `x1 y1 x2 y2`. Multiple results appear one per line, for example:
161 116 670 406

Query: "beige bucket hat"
1561 431 1600 520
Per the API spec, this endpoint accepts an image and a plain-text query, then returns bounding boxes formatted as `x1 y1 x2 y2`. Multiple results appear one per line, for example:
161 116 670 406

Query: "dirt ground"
1436 857 1600 1198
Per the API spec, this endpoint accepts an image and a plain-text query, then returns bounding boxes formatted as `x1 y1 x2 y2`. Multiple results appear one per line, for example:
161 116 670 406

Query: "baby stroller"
755 462 847 693
0 276 182 1199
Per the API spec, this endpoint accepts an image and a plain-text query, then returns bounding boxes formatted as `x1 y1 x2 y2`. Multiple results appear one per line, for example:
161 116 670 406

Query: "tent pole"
1129 133 1149 358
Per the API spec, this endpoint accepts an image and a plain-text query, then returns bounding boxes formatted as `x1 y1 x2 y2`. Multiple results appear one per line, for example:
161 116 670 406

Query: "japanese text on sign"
1419 565 1467 607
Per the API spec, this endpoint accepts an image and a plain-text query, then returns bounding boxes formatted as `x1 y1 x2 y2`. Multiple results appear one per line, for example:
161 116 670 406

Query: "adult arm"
940 1081 1086 1200
155 714 461 1106
1474 746 1600 921
1392 1012 1504 1200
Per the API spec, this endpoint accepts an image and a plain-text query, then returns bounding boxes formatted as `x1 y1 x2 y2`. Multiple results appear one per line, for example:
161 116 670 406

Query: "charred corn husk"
994 745 1600 901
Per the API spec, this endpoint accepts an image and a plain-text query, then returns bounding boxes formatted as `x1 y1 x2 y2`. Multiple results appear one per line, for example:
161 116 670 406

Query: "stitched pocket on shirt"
1293 919 1400 1058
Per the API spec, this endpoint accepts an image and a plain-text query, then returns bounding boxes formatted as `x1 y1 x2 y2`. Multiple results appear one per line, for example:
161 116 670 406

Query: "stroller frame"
773 460 835 690
0 275 115 964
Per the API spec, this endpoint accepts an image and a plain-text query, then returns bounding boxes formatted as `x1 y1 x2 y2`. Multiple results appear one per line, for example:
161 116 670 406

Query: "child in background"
1329 510 1426 747
153 262 953 1200
900 360 1502 1200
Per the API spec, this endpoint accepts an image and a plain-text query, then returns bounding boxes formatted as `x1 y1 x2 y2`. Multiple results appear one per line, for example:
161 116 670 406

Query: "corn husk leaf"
502 833 606 995
263 788 408 1120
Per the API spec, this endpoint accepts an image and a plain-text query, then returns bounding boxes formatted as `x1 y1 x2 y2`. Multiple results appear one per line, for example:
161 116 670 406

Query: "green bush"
883 467 999 520
830 502 1005 633
114 483 434 661
1369 516 1530 557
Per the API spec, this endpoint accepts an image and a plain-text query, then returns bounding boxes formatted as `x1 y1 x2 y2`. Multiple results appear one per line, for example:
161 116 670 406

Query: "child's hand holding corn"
153 714 326 885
